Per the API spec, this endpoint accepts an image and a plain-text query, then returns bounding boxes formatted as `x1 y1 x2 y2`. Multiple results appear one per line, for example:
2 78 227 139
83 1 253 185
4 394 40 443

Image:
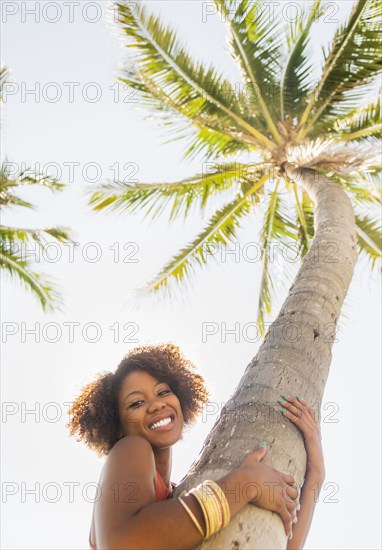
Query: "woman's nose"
147 398 166 412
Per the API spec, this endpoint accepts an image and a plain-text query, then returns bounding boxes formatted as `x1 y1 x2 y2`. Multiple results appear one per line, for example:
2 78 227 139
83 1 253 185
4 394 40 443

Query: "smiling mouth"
148 414 175 430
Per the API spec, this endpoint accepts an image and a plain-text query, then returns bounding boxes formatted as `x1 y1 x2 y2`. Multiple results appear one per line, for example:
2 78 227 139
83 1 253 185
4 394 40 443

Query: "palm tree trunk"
171 167 358 549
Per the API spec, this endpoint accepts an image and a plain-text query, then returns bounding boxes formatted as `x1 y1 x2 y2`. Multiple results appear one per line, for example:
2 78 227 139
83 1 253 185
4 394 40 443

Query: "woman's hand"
237 444 299 538
278 396 325 482
278 396 326 547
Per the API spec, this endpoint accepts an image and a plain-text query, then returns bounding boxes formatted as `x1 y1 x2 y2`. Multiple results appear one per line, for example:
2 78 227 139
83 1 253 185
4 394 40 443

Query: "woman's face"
118 370 184 448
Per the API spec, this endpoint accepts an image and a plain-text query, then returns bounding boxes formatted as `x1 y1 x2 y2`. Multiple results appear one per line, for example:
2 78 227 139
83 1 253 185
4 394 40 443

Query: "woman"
67 343 325 549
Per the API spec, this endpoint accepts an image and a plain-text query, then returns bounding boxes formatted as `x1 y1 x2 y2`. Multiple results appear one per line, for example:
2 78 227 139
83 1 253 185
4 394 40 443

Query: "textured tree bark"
170 166 358 549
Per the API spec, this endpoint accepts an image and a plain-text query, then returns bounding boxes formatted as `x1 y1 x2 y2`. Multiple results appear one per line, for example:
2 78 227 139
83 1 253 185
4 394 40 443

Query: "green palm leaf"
362 165 382 191
334 94 382 142
115 1 275 149
327 169 382 207
0 161 64 207
0 161 70 310
213 0 284 143
0 65 9 102
179 123 255 161
292 186 315 258
0 242 62 311
298 0 382 138
119 66 259 159
0 225 71 244
280 0 324 123
88 162 266 221
143 175 268 294
257 182 298 331
355 211 382 269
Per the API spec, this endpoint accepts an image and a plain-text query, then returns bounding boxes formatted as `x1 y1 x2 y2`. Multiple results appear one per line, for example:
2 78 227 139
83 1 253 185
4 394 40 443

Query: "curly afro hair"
66 343 209 457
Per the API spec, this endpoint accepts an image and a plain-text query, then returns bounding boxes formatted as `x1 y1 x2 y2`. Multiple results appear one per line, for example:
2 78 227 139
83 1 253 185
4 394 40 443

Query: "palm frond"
0 161 64 207
119 66 259 158
257 182 298 331
180 124 255 161
333 94 382 142
355 211 382 269
326 169 382 207
0 65 9 102
362 165 382 190
88 162 266 221
0 161 69 310
280 0 324 123
214 0 284 143
115 1 275 149
297 0 382 138
142 175 268 294
292 186 315 258
0 243 62 311
0 225 71 244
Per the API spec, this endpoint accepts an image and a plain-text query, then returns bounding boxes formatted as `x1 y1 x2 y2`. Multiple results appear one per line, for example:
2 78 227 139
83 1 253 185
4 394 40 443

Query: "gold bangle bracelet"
208 488 224 533
205 486 221 532
206 485 224 529
189 483 222 539
189 488 212 538
204 481 230 528
182 480 231 541
178 496 205 538
206 481 230 525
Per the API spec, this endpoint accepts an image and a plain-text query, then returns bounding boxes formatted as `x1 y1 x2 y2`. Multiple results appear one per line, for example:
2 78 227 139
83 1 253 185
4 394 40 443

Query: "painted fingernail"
258 440 267 447
296 395 303 400
280 407 288 414
278 397 287 404
281 393 288 398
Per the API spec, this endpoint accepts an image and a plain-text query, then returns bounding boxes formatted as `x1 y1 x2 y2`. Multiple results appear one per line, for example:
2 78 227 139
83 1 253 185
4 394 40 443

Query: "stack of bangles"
177 480 231 540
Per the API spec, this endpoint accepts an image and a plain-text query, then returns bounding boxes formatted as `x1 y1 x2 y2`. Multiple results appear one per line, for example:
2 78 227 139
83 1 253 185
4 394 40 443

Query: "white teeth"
149 416 172 430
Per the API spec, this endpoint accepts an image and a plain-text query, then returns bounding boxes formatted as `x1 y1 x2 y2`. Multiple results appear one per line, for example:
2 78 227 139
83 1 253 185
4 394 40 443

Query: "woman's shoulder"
111 434 152 454
92 436 158 547
106 435 153 462
101 436 156 481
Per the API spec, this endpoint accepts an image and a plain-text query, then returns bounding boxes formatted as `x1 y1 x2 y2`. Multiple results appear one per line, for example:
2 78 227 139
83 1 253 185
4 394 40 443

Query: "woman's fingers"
280 402 305 427
285 483 299 502
298 396 319 423
282 481 299 525
279 396 318 433
284 484 299 524
279 396 304 416
276 476 300 535
278 503 294 537
285 499 299 526
282 473 296 485
280 396 318 424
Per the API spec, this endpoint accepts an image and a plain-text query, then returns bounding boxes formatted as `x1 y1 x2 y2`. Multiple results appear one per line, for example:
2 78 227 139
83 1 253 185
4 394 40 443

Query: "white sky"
1 1 381 549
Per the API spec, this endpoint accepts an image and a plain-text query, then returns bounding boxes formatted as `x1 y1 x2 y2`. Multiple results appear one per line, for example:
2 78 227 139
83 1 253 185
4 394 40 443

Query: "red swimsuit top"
89 470 176 549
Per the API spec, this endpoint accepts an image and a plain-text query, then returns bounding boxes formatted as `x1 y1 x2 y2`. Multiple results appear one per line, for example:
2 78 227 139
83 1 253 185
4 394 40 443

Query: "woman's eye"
129 390 170 408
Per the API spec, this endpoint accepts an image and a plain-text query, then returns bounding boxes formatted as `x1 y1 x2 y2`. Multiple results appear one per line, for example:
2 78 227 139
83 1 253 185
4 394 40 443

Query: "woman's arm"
278 396 325 550
286 470 325 550
97 435 252 550
96 435 298 549
110 467 251 550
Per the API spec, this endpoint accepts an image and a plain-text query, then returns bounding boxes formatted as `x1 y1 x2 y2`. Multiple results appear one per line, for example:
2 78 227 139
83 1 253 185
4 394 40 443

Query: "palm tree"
1 67 72 311
89 1 381 547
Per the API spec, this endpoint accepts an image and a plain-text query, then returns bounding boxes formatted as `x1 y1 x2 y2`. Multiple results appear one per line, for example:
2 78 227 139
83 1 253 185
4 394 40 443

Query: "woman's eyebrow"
125 381 164 399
